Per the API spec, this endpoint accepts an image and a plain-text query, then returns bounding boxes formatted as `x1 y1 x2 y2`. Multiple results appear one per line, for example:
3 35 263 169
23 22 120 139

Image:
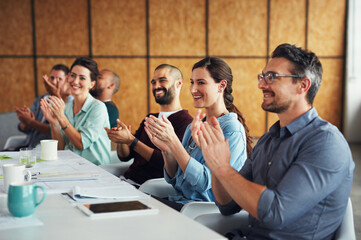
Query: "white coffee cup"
40 140 58 160
2 164 32 193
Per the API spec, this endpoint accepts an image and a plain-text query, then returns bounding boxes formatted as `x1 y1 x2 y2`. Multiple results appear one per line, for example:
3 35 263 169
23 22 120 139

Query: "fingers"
116 119 127 129
104 127 111 133
161 115 171 124
149 115 167 128
144 126 154 141
209 116 225 141
200 122 214 145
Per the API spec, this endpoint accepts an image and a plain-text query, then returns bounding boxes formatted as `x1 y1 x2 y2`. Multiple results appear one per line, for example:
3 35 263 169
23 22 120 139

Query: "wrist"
127 135 135 145
129 137 139 151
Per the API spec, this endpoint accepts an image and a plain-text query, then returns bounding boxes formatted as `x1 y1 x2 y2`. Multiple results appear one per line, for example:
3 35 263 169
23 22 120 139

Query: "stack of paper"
72 185 149 203
32 172 100 182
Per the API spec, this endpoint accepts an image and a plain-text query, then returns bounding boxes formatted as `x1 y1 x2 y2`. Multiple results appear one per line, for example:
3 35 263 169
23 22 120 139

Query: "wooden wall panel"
0 58 34 112
269 0 306 55
313 59 343 129
149 0 205 56
0 0 32 55
149 58 200 116
92 0 146 56
267 112 279 129
209 0 267 56
35 0 89 56
94 58 148 131
308 0 346 56
36 58 75 95
226 59 267 137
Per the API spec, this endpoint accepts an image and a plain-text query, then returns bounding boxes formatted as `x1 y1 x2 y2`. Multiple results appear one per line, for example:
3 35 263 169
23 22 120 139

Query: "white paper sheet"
72 184 149 203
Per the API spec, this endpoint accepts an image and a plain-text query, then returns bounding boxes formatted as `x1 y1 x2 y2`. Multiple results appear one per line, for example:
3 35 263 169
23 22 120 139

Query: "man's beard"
90 87 103 98
153 84 175 105
262 100 290 114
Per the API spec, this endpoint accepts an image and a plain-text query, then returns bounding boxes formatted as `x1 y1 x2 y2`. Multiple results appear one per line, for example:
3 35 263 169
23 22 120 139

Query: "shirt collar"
269 107 318 137
80 93 95 113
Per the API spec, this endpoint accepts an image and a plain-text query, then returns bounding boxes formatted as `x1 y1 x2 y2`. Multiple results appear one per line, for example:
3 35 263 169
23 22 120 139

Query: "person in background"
145 57 252 211
105 64 193 185
90 69 120 128
40 57 111 165
14 64 70 149
197 43 354 239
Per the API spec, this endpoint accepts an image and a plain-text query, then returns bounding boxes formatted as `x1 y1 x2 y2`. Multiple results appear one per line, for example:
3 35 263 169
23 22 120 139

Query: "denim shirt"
218 108 354 240
62 94 111 165
165 112 247 204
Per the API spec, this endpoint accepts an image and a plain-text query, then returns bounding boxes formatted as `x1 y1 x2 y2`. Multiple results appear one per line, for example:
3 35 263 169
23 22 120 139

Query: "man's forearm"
28 119 51 136
214 166 266 219
116 143 131 159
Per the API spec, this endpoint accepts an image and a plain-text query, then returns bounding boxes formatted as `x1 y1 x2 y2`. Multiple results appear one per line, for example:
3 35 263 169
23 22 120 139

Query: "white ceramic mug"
40 140 58 160
2 164 32 193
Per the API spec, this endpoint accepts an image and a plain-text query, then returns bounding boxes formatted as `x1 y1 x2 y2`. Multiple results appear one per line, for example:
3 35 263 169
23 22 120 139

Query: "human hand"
144 115 176 153
190 109 206 149
104 119 133 144
45 96 66 120
198 116 231 175
14 105 34 125
40 98 58 124
43 74 61 98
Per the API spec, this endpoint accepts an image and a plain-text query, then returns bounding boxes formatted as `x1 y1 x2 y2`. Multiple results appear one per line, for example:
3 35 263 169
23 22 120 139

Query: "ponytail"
224 93 253 156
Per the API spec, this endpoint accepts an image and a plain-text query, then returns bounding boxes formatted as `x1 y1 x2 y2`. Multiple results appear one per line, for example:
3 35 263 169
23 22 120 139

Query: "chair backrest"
180 202 219 219
139 178 176 198
334 197 356 240
3 135 27 151
195 198 355 239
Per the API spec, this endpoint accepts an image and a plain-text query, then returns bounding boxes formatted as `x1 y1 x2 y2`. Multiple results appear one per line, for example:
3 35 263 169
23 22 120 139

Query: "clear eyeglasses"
258 72 304 84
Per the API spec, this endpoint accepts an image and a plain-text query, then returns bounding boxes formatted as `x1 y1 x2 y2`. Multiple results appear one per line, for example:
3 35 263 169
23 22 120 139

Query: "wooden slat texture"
0 58 35 112
149 0 205 56
209 0 268 56
226 58 267 137
0 0 32 55
269 0 306 55
308 0 346 56
94 58 148 131
92 0 146 56
35 0 89 56
313 59 343 129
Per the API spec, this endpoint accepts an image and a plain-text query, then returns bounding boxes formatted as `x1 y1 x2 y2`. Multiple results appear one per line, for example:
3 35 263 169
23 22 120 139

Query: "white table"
0 151 226 240
0 150 122 195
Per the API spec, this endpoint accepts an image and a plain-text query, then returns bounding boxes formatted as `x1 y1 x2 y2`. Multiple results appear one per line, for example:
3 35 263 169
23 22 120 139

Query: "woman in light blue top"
40 57 111 165
144 57 253 210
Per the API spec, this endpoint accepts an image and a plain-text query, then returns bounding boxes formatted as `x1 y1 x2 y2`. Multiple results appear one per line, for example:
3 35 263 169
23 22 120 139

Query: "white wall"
344 0 361 143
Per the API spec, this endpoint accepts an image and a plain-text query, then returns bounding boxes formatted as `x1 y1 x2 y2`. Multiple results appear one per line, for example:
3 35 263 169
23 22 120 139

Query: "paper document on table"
0 212 43 230
32 172 100 182
72 184 149 203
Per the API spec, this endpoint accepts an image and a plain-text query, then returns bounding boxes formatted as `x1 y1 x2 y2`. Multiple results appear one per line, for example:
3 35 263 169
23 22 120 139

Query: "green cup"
7 182 46 217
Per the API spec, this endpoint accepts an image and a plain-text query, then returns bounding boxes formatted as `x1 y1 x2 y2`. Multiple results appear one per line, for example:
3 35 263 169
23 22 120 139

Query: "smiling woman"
40 57 111 165
143 57 252 210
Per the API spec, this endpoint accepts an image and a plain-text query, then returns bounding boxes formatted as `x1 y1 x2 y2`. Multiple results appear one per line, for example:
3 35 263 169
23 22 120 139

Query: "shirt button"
268 161 272 166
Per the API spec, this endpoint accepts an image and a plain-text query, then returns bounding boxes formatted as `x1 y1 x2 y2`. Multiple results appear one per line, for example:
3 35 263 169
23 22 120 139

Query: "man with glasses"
196 43 354 239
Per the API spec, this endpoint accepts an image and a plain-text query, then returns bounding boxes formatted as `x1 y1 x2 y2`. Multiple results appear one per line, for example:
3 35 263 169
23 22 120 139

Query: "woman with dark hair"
144 57 251 210
40 57 111 165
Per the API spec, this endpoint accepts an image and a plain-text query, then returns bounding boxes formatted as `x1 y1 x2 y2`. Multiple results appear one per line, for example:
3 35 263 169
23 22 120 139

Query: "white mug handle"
24 170 32 182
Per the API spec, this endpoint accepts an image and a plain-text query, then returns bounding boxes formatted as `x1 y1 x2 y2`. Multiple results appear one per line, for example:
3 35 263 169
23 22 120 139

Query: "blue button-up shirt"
165 112 247 203
218 108 354 240
62 94 111 165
